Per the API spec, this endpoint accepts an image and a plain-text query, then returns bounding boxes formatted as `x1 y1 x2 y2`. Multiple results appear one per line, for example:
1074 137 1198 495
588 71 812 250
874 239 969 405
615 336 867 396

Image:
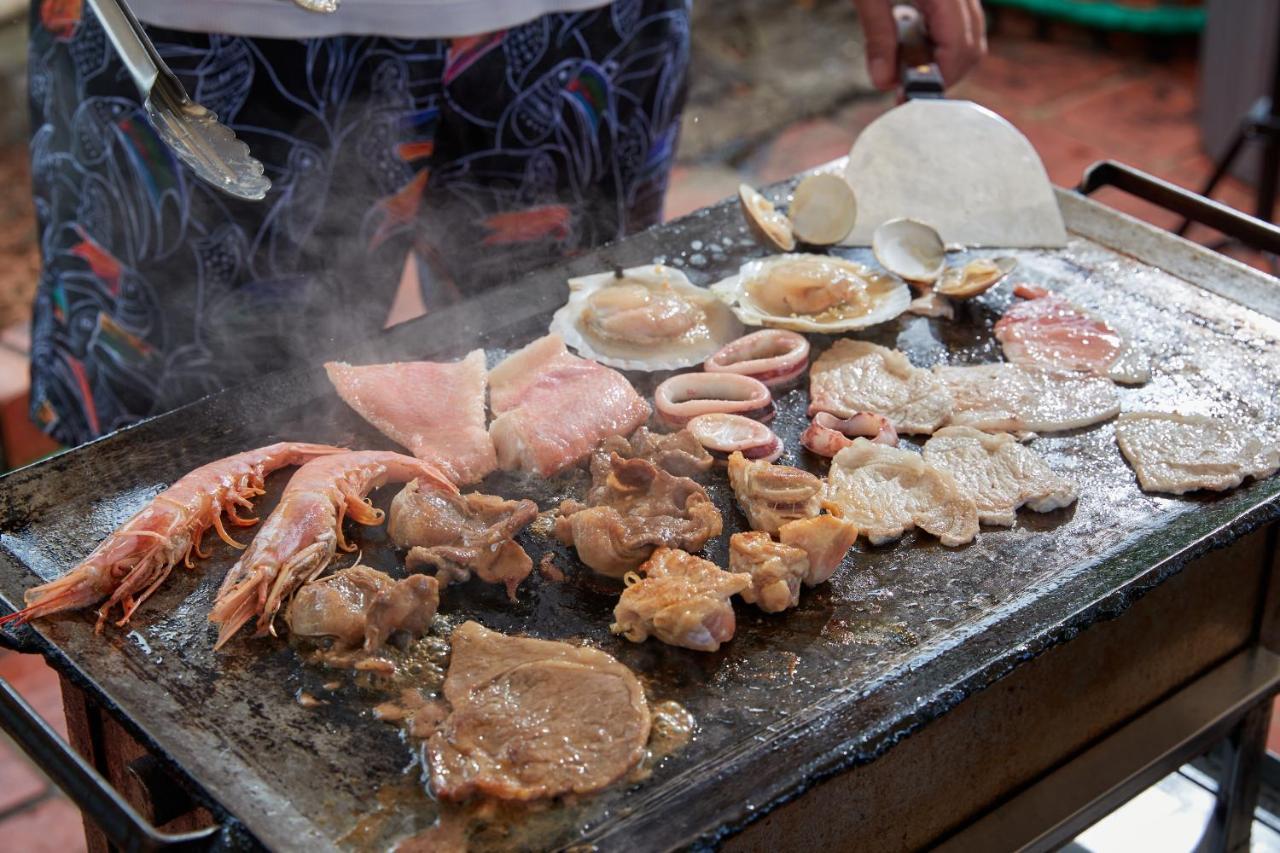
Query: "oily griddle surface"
1 193 1280 851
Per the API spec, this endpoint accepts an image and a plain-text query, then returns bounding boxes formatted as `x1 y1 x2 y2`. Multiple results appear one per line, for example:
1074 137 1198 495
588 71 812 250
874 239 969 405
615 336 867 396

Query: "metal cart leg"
1196 700 1274 853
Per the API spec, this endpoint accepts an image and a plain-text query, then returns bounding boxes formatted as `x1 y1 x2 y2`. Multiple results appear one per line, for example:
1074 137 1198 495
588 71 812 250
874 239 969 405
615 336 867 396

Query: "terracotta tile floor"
1 11 1278 851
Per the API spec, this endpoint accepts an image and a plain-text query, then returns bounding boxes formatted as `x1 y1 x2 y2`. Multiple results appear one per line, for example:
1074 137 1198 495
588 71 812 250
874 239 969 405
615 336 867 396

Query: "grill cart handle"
1077 160 1280 256
0 677 221 851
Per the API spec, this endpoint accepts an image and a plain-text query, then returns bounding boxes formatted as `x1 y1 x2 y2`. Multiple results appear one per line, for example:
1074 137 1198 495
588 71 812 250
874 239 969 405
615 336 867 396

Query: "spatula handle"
892 4 945 98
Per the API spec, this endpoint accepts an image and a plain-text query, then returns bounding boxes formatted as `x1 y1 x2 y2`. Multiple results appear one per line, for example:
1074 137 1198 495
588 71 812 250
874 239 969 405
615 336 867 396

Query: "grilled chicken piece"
428 622 650 802
598 427 714 478
778 515 859 586
824 439 979 546
935 363 1119 433
1115 412 1280 494
285 565 439 668
727 451 822 534
923 426 1078 525
555 452 722 578
611 548 751 652
388 479 538 600
729 532 808 613
809 339 953 434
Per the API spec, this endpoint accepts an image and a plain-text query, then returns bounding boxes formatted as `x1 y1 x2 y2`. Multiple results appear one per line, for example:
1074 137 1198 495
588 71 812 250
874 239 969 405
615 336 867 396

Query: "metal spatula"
87 0 272 201
842 5 1066 248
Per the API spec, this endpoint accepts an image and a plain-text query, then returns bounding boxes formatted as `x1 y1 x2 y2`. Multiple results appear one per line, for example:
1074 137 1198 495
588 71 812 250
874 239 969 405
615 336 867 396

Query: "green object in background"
985 0 1206 34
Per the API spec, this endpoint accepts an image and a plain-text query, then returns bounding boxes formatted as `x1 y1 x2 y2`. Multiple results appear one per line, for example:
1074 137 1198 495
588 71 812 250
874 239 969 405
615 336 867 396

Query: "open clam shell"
710 254 911 333
739 184 796 252
935 257 1017 299
550 264 744 372
872 218 946 284
789 174 857 246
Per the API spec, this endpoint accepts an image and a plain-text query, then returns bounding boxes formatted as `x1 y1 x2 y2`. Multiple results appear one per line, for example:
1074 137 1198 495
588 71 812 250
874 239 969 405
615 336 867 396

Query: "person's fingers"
851 0 900 90
919 0 985 86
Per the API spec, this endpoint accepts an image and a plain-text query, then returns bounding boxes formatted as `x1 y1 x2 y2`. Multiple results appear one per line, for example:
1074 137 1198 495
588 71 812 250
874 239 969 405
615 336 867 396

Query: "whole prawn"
209 451 456 649
0 442 344 632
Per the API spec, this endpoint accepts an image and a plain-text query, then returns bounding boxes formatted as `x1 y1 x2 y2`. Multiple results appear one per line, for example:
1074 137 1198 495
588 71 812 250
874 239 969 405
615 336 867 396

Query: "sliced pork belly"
1115 412 1280 494
923 426 1078 526
488 335 651 476
995 289 1149 384
824 438 979 546
936 363 1119 433
325 351 496 485
809 339 953 434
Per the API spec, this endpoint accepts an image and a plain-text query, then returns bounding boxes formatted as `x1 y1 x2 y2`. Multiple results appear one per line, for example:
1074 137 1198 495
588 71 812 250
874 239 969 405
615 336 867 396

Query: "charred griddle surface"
1 189 1279 851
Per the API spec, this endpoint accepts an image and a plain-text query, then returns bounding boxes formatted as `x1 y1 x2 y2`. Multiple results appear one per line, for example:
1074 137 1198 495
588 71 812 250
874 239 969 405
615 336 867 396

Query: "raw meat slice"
824 438 979 546
995 290 1149 384
1115 412 1280 494
936 363 1120 433
611 547 751 652
325 351 496 485
488 335 651 476
809 339 953 434
427 622 650 801
922 426 1078 526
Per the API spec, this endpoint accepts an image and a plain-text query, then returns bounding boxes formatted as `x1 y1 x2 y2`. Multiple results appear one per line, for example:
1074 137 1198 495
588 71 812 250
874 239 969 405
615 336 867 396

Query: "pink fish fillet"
488 334 651 477
325 351 496 486
994 289 1123 376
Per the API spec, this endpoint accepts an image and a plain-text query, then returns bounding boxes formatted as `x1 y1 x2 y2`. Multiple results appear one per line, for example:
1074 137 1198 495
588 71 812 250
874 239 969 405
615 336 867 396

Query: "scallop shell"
789 174 857 246
739 184 796 252
710 254 911 333
935 256 1017 299
872 218 946 283
550 265 744 371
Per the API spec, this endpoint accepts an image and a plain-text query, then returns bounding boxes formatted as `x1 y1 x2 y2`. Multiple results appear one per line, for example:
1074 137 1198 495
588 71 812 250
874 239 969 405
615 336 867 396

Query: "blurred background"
1 1 1279 850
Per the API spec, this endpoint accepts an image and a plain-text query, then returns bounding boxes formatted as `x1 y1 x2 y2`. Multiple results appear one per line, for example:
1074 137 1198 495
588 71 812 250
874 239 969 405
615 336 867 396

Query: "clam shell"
872 218 946 283
710 254 911 333
550 265 743 372
739 184 796 252
789 174 857 246
935 256 1017 299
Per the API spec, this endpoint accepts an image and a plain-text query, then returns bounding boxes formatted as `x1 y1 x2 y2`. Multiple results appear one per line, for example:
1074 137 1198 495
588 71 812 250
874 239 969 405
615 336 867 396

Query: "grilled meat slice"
611 547 750 652
597 427 714 478
729 532 808 613
727 451 822 534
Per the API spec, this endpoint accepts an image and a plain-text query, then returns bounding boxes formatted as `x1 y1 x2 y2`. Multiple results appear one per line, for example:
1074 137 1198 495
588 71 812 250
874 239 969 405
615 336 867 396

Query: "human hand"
851 0 987 90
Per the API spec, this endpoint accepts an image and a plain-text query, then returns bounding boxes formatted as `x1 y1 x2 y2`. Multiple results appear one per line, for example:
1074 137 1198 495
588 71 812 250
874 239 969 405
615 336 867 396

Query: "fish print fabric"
27 0 690 446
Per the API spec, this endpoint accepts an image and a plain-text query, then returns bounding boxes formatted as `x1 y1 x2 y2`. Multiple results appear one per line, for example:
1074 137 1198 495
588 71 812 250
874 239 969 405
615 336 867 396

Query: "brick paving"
0 7 1277 850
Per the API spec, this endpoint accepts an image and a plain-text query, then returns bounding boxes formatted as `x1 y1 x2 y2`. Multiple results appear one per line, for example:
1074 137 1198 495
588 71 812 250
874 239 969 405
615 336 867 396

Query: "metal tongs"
87 0 272 200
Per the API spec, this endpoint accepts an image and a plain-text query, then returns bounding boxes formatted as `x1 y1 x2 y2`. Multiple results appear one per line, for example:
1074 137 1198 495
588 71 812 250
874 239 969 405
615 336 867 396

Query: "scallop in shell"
739 184 796 252
872 218 946 284
710 254 911 333
935 257 1017 299
550 265 744 371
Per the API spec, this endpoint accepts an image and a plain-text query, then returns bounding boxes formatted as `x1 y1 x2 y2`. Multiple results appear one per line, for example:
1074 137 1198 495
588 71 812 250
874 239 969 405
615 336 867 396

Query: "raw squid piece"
210 451 456 648
801 411 898 457
0 442 343 631
487 335 651 477
704 329 810 387
687 413 783 463
654 373 774 428
324 351 496 486
994 289 1149 384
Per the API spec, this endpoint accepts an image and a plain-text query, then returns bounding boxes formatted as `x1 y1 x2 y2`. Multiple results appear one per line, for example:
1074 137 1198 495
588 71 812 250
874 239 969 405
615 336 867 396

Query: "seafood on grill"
711 254 911 333
209 451 456 648
612 547 751 652
801 411 898 458
704 329 810 387
936 363 1119 433
388 478 539 600
778 514 860 586
597 427 714 478
0 442 343 632
872 217 946 284
285 565 439 670
554 452 723 578
324 351 495 485
908 290 955 319
687 413 784 463
730 532 809 613
1115 412 1280 494
549 265 743 371
922 426 1078 526
428 622 651 801
739 183 796 252
488 334 651 476
727 451 822 534
809 339 953 434
824 439 979 546
995 286 1150 384
787 173 858 246
935 257 1016 299
653 373 774 427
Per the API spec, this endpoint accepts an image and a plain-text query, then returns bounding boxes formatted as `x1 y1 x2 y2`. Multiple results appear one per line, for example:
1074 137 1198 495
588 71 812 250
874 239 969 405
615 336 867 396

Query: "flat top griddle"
1 182 1279 852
